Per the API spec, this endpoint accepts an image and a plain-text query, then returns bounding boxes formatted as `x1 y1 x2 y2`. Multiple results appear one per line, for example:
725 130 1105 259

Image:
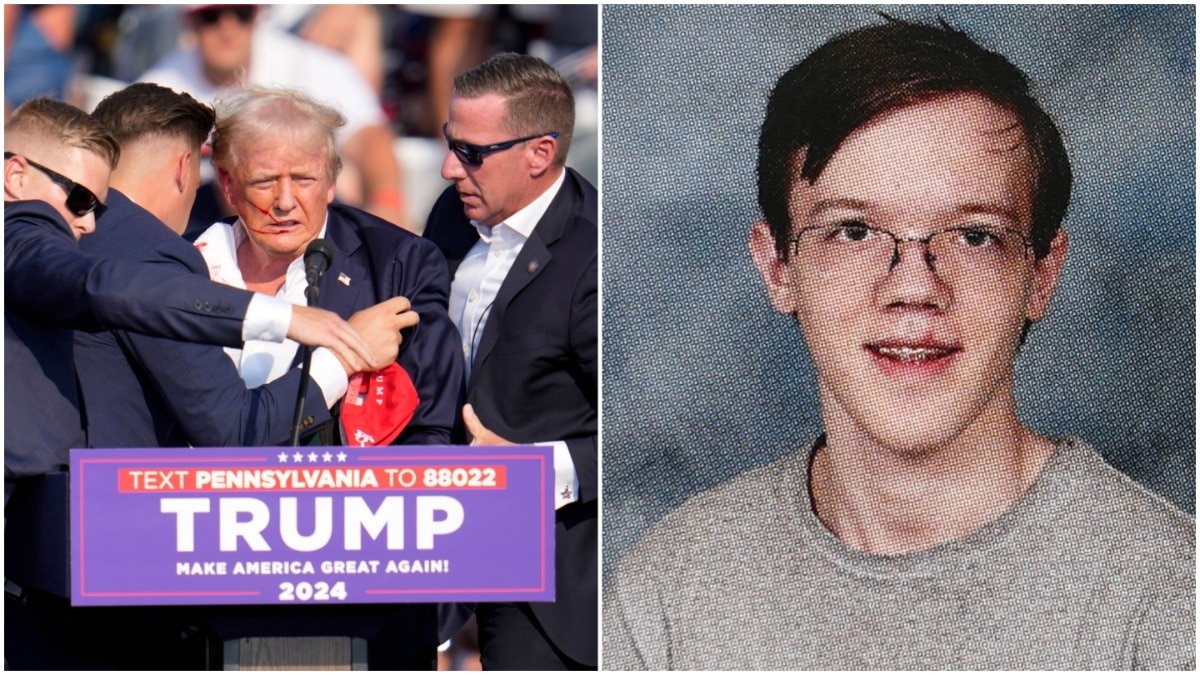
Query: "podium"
223 637 367 670
5 472 386 669
6 446 553 670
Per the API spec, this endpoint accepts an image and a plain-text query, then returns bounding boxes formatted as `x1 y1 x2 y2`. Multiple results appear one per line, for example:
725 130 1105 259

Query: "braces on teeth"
876 346 949 363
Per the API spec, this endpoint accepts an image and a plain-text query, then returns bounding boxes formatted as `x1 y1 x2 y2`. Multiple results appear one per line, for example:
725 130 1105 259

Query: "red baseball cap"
340 363 419 447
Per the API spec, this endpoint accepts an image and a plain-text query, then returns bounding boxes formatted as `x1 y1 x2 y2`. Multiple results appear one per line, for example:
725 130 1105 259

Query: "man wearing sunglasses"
4 96 386 669
424 52 597 671
2 153 106 230
139 4 410 232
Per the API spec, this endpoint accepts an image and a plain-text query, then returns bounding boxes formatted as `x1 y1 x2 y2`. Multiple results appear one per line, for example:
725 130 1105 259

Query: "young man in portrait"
603 15 1194 670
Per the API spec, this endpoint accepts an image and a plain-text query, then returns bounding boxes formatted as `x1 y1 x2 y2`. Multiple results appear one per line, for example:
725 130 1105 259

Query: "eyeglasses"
786 221 1034 278
192 6 256 26
442 123 558 167
5 152 107 218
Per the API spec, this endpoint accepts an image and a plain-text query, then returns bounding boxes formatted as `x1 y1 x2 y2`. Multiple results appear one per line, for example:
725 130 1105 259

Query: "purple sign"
70 445 554 607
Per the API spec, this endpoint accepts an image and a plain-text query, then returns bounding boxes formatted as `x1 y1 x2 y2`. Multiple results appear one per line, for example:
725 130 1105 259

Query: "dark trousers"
475 602 590 671
5 589 209 670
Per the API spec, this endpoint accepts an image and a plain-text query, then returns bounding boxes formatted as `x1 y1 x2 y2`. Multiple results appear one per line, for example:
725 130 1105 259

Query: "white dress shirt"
446 170 578 509
194 219 349 408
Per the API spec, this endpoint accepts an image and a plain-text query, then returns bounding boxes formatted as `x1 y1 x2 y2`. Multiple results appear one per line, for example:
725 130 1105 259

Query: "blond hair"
211 86 345 180
5 97 120 169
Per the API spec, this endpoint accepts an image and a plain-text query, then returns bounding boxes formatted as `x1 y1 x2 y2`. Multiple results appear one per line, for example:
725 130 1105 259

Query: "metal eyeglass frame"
786 222 1034 272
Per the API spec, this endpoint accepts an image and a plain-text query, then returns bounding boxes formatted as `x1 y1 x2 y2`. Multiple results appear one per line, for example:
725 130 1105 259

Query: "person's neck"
809 392 1055 555
110 173 177 234
480 167 564 232
235 236 293 296
203 63 244 89
110 143 192 235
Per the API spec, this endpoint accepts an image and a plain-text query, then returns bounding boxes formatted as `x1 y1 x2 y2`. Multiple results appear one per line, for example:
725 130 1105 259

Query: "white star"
292 452 303 462
277 452 288 463
337 451 348 462
323 452 333 462
307 452 318 462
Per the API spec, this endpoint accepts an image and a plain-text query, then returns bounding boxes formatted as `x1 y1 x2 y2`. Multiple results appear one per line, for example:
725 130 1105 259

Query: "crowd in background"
4 4 598 236
3 5 598 671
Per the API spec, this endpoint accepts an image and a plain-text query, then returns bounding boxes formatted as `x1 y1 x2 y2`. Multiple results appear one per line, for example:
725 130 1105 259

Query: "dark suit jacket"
186 203 464 668
424 168 598 666
4 199 253 480
295 202 463 445
75 190 331 449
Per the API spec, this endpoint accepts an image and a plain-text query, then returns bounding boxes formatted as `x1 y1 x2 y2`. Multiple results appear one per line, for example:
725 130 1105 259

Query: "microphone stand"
290 279 321 447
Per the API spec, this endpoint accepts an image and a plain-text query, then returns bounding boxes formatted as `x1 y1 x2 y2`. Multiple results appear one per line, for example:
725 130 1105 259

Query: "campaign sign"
70 445 554 606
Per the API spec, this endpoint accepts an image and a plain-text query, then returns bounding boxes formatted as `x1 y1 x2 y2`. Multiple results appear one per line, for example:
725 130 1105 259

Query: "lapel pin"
338 272 351 286
527 260 539 274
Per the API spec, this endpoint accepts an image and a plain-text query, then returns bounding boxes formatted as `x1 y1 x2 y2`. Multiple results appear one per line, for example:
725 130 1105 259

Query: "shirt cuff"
310 348 350 409
536 441 579 510
243 294 291 343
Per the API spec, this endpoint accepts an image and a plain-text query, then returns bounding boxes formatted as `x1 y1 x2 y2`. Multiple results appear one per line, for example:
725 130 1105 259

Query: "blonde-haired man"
188 85 463 669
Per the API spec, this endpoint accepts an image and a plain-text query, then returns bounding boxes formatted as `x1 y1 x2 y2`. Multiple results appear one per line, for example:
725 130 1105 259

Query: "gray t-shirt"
604 437 1194 670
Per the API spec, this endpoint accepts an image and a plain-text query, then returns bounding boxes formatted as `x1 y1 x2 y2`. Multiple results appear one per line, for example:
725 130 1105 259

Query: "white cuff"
243 294 291 343
309 348 350 409
536 441 579 510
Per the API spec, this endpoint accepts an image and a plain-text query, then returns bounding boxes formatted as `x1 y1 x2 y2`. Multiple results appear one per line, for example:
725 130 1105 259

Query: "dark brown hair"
92 82 215 151
758 17 1072 260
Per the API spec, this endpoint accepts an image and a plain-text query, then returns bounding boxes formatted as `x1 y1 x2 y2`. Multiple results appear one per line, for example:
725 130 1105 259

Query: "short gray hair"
210 86 345 180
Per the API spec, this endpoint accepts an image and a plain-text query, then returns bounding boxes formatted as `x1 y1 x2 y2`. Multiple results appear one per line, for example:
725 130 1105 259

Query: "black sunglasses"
192 6 256 26
5 152 107 218
442 123 558 167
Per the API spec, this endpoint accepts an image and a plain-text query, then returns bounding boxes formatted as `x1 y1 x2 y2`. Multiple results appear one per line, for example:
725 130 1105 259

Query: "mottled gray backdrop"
600 4 1196 578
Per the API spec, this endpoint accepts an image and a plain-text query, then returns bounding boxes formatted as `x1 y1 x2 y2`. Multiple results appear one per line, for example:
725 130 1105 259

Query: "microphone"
304 239 333 287
292 238 334 447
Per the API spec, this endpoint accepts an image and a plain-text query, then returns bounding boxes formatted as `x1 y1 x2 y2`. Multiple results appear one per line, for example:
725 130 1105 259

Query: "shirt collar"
470 168 567 242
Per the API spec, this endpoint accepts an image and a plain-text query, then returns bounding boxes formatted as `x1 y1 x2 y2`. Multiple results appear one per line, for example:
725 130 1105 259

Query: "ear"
216 168 237 207
3 153 28 201
174 149 192 193
527 135 558 178
749 219 798 315
1025 228 1068 322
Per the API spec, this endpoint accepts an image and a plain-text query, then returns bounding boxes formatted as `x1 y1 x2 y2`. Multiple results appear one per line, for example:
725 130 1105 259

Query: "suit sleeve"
566 249 599 504
113 239 331 446
5 201 251 346
121 334 332 447
390 236 464 446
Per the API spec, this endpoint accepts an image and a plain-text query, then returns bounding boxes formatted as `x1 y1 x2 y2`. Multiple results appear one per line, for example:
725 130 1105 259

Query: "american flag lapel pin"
338 272 351 286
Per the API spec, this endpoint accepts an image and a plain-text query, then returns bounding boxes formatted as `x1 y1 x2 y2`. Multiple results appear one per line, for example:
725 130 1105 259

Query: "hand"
463 403 514 446
338 296 419 375
287 305 376 372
